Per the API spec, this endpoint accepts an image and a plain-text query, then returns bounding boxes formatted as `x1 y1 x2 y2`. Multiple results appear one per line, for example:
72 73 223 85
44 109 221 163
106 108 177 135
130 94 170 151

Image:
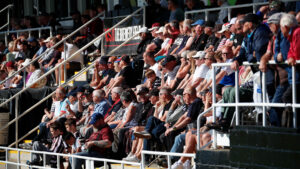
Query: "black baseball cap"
162 55 176 67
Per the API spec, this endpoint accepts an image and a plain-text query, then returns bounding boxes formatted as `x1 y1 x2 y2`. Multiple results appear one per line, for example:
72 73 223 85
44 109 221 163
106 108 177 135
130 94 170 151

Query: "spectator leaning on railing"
280 13 300 127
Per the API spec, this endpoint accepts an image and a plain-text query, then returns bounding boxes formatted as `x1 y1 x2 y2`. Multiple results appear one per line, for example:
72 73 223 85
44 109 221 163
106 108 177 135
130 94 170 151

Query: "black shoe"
206 120 229 133
26 160 42 166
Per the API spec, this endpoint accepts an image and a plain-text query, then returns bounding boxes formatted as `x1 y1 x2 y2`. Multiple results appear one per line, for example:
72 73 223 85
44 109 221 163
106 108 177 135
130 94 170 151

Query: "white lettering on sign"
114 25 142 42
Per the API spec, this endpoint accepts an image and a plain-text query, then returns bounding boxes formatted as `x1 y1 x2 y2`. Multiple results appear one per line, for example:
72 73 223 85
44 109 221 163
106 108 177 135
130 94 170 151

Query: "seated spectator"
144 69 161 90
133 87 174 149
93 89 110 117
32 38 47 60
178 51 206 89
104 87 123 122
137 27 153 59
146 23 163 54
122 87 153 162
34 87 67 142
163 87 203 151
189 19 208 52
143 51 161 78
72 113 113 169
172 20 194 57
216 23 231 51
26 61 47 88
107 55 137 94
64 118 81 154
161 55 180 89
28 121 66 168
215 46 236 98
90 57 109 88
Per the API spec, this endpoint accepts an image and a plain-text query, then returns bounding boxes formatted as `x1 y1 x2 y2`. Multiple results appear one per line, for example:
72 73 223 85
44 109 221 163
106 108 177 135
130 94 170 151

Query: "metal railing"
1 8 143 148
0 146 140 169
0 26 53 39
196 100 222 150
185 2 268 21
184 0 298 21
0 11 105 87
141 150 196 169
209 61 300 147
0 4 13 45
195 61 299 150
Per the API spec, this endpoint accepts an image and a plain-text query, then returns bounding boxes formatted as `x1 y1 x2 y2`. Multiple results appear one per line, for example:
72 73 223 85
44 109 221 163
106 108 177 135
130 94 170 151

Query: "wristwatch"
173 127 177 131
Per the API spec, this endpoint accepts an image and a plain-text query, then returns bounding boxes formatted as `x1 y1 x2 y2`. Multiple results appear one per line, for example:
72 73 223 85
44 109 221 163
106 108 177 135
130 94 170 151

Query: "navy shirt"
187 98 203 122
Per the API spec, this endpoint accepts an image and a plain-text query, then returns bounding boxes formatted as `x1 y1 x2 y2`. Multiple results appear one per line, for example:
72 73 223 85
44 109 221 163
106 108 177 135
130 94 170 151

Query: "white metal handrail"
184 0 298 21
0 146 140 169
0 26 53 38
141 150 195 169
0 4 13 45
196 100 222 150
0 11 105 86
0 4 13 13
185 2 268 21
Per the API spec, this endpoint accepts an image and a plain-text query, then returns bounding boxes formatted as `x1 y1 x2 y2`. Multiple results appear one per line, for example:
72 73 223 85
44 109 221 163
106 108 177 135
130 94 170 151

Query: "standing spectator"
168 0 184 22
71 10 83 33
280 13 300 127
88 8 103 36
216 0 229 25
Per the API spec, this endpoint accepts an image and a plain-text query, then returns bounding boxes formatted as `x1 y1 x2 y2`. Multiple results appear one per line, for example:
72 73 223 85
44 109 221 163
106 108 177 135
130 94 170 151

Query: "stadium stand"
0 0 300 169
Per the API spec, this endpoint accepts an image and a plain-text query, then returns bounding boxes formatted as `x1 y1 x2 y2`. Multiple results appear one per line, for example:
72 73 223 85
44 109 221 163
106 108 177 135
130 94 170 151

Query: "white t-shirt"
161 38 170 49
122 102 138 123
221 59 234 75
149 63 161 78
62 43 83 64
193 64 209 83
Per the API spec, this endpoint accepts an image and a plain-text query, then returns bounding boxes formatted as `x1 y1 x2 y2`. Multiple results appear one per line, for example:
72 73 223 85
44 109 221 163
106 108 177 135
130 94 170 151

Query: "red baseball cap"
149 23 160 31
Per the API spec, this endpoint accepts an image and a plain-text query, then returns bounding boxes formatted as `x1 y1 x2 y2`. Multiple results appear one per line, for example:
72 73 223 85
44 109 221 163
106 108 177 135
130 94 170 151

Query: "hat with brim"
137 86 149 95
21 58 32 67
89 113 104 124
192 51 206 59
155 27 164 34
139 27 149 34
161 55 176 67
148 23 160 31
43 37 51 43
218 23 231 33
191 19 205 26
267 12 283 25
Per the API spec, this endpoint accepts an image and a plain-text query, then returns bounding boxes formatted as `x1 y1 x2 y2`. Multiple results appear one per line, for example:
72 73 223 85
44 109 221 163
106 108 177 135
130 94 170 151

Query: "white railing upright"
0 4 13 45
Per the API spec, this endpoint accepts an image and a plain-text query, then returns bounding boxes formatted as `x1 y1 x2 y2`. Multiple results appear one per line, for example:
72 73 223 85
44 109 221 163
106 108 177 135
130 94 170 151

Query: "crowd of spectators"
0 0 300 169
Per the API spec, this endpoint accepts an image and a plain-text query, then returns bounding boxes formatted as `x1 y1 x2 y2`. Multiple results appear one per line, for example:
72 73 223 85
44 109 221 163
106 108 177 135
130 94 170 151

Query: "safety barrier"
0 146 140 169
208 61 300 148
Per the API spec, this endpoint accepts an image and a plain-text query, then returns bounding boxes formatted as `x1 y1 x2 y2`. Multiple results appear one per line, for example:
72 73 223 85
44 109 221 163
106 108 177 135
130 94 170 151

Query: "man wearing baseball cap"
231 13 272 70
189 19 209 51
72 113 113 169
